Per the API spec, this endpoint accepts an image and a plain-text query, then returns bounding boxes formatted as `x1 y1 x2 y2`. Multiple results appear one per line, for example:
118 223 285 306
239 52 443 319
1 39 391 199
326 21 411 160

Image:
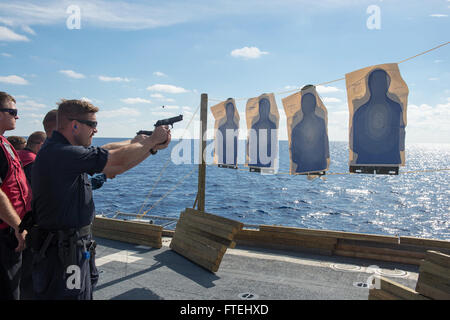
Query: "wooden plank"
334 249 422 265
171 235 223 265
93 216 162 235
180 211 237 234
379 277 429 300
175 221 234 248
424 250 450 268
174 224 227 253
368 289 401 300
416 272 450 293
176 216 234 240
260 225 399 244
94 227 162 242
419 261 450 280
94 229 162 248
94 216 163 232
236 229 336 245
184 208 244 230
260 230 337 245
235 230 336 250
171 233 221 264
236 239 334 256
400 237 450 250
415 280 450 300
336 243 426 260
170 240 219 272
197 93 208 212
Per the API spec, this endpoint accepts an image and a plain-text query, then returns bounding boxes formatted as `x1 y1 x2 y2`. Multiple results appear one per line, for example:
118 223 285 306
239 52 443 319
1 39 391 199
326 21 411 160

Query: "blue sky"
0 0 449 143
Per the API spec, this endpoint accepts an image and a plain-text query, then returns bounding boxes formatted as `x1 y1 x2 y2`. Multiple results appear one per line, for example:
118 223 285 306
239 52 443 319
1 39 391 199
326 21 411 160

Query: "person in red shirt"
17 131 46 185
0 92 31 300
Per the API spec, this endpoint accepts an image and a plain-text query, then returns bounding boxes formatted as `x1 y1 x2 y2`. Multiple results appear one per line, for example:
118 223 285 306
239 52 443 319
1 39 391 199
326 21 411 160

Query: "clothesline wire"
207 163 449 177
136 103 201 218
133 41 449 215
209 41 449 103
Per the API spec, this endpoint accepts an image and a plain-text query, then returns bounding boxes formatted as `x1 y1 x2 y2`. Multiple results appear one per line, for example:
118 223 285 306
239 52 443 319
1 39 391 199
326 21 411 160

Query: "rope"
137 103 201 217
398 41 450 64
210 41 449 103
207 163 449 176
135 41 449 216
139 166 197 217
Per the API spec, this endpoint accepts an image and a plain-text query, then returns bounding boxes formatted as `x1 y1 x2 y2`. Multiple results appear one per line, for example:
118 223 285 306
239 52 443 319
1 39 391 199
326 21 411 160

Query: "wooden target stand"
170 93 244 273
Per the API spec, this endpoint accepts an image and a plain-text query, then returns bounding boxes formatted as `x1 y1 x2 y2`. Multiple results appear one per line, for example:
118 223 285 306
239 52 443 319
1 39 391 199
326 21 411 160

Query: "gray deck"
93 237 419 300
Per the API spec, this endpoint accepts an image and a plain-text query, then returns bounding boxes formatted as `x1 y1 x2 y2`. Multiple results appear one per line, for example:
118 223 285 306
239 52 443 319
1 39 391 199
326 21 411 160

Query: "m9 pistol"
136 114 183 136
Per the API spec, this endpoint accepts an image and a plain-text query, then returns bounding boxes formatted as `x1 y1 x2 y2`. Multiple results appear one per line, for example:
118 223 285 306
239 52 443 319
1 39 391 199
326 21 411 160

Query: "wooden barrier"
368 250 450 300
368 277 429 300
234 225 450 266
415 251 450 300
235 227 337 255
170 208 243 272
93 216 162 248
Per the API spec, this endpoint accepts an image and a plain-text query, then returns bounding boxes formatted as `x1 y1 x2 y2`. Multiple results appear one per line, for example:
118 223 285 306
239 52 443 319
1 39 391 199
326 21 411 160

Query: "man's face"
0 100 19 132
73 113 98 147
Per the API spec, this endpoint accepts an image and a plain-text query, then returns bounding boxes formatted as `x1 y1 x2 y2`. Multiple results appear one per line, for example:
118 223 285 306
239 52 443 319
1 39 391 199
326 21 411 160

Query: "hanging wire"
132 41 449 217
210 41 449 103
136 103 201 217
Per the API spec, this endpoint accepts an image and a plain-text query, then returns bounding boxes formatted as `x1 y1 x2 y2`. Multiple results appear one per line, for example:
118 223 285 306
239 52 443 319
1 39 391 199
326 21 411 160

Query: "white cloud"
19 99 47 110
150 93 164 99
231 46 269 59
0 75 28 85
316 85 341 94
430 14 448 17
406 100 450 143
322 97 342 103
152 111 177 117
153 71 167 77
59 69 85 79
163 105 180 110
0 26 29 41
147 84 189 94
21 25 36 35
428 78 439 81
98 75 131 82
1 53 12 57
121 97 152 104
98 107 140 119
0 0 413 32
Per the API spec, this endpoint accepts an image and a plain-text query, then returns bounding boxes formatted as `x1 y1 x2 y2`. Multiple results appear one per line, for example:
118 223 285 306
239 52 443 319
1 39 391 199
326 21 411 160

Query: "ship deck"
93 236 419 300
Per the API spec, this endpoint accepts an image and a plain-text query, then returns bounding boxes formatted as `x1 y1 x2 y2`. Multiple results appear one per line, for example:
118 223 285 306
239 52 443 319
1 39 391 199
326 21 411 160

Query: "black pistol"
136 114 183 136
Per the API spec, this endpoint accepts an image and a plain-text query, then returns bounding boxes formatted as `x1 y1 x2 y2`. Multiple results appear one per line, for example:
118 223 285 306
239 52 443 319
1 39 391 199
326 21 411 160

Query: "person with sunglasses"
29 99 171 300
0 92 31 300
42 108 107 191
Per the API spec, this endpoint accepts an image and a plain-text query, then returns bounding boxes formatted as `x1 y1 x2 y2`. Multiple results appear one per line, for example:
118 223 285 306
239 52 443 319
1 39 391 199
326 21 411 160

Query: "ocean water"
92 138 450 241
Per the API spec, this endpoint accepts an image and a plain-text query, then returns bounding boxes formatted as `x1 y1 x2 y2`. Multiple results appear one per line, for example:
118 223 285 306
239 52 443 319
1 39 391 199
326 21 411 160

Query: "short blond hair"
57 99 99 130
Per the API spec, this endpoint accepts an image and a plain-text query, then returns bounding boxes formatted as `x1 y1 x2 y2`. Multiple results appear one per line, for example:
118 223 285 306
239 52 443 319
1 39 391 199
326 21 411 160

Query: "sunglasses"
70 118 98 129
0 108 18 117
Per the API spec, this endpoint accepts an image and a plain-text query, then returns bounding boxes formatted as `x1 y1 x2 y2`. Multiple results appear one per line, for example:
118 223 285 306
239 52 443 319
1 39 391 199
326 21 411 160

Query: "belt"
0 226 12 235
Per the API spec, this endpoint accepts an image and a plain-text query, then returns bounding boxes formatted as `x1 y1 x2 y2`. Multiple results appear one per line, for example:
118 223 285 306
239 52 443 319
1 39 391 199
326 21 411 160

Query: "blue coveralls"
30 131 108 300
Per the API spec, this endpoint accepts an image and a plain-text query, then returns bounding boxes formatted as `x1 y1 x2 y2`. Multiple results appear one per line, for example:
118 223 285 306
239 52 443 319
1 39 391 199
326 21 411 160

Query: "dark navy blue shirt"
31 131 108 230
